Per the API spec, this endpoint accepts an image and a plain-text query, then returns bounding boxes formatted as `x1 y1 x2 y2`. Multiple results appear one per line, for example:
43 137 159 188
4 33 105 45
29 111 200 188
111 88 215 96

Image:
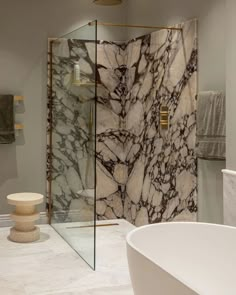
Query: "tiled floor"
0 219 134 295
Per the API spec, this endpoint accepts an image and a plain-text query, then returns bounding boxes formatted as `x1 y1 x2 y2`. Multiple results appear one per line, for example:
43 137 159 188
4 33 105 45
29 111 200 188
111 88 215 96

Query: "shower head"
93 0 122 5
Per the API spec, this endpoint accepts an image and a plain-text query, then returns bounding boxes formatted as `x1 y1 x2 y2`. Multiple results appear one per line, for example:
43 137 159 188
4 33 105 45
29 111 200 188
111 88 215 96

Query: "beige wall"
0 0 128 214
0 0 228 223
127 0 225 91
226 0 236 171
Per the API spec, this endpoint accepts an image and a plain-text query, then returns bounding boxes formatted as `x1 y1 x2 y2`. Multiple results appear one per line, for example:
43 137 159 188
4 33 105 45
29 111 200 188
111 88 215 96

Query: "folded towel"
196 91 225 160
0 95 15 144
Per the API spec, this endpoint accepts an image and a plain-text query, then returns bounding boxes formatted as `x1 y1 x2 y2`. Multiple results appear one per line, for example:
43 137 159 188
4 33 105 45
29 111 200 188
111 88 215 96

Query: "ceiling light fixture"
93 0 122 5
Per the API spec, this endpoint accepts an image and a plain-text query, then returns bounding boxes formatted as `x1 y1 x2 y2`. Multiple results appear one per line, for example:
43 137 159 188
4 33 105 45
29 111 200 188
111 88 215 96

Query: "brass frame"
88 21 182 31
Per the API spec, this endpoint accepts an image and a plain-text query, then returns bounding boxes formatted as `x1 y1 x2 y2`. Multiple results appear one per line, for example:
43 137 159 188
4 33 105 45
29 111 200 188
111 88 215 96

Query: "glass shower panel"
49 21 97 269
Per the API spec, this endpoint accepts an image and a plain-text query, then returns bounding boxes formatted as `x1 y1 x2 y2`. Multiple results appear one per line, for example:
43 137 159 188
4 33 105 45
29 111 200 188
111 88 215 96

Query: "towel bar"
14 96 24 101
15 124 23 130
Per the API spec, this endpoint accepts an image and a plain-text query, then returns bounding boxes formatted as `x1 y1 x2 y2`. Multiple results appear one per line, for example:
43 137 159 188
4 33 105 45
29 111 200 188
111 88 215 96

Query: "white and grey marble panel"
96 20 198 225
47 39 96 222
47 19 198 225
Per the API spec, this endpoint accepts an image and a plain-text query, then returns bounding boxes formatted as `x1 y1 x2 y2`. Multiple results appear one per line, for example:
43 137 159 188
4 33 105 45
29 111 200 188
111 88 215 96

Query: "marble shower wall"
47 19 198 225
96 19 198 225
48 39 97 222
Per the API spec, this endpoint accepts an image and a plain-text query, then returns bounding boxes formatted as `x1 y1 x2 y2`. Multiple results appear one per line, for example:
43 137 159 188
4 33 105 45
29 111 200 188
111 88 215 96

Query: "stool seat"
7 192 44 243
7 193 43 206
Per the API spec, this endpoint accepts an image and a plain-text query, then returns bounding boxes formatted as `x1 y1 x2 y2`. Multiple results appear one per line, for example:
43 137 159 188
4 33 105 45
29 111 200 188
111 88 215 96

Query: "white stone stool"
7 193 44 243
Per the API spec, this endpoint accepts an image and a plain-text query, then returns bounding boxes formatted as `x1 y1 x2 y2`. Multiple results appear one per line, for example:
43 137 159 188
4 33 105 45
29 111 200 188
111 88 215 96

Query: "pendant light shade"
93 0 122 5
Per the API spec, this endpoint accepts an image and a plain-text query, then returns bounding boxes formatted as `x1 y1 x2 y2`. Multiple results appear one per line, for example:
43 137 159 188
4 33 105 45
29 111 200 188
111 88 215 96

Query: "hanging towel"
196 91 225 160
0 95 15 144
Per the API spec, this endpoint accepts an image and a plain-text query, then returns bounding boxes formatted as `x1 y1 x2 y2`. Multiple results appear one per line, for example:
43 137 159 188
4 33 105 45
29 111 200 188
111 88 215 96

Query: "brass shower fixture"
160 106 169 129
93 0 122 5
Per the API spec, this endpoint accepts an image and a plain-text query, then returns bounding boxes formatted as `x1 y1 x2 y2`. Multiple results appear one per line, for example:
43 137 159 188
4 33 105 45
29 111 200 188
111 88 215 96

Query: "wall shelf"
73 82 101 87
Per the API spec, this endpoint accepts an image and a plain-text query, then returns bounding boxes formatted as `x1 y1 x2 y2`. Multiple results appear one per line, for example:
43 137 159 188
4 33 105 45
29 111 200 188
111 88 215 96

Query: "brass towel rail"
15 124 24 130
14 96 24 101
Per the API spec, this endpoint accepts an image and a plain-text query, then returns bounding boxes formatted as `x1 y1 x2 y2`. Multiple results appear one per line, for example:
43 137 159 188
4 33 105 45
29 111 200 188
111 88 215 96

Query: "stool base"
9 226 40 243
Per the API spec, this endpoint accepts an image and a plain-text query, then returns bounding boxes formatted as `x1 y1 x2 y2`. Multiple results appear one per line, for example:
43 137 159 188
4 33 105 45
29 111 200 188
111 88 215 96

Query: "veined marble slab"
47 19 198 226
96 19 198 225
47 38 96 223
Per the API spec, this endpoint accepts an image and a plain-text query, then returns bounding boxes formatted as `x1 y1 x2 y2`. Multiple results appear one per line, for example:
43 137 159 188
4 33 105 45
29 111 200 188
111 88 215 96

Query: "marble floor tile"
0 220 134 295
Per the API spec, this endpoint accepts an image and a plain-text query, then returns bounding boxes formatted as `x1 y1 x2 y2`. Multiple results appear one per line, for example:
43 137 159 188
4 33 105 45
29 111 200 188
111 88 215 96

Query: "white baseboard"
0 212 48 228
0 209 83 227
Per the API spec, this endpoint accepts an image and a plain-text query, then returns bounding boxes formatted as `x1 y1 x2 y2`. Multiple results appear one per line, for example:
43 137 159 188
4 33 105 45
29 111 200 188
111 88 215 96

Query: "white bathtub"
127 222 236 295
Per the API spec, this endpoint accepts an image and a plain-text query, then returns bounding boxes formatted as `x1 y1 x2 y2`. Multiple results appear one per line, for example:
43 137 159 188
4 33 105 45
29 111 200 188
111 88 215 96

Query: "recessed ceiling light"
93 0 122 5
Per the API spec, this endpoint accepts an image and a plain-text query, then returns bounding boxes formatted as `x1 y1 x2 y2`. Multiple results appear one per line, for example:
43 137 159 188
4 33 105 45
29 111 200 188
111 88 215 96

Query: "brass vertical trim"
94 19 98 271
48 40 54 225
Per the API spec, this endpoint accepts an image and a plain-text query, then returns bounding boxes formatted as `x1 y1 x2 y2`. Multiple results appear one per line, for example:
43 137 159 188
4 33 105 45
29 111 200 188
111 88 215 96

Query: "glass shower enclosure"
48 21 97 269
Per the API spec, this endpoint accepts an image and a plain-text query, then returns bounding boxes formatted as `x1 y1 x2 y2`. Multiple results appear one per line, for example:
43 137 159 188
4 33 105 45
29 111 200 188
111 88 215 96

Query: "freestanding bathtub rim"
126 222 236 295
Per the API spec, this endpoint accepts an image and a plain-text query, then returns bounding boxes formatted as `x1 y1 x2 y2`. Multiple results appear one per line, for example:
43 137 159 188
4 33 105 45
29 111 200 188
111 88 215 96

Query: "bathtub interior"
127 223 236 295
